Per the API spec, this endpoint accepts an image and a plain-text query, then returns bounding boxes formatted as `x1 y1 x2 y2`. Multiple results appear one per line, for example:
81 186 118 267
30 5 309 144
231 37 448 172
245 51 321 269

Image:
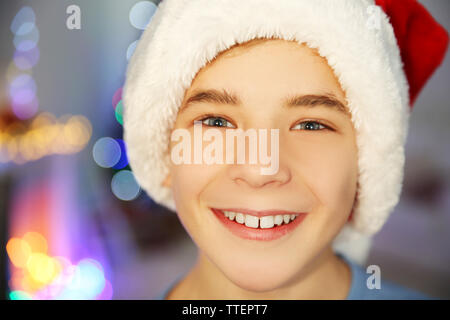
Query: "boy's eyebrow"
180 88 349 114
180 89 241 113
284 93 349 114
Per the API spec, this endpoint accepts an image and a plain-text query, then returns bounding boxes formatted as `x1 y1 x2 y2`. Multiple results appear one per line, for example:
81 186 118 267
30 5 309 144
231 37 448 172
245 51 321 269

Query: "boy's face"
165 39 358 292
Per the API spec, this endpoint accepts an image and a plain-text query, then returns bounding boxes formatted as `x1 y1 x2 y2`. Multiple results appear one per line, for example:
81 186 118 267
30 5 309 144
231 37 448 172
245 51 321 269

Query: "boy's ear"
162 173 172 188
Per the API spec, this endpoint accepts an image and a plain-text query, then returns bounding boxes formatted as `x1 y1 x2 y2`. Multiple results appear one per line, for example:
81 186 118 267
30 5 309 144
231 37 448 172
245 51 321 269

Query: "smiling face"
164 38 358 293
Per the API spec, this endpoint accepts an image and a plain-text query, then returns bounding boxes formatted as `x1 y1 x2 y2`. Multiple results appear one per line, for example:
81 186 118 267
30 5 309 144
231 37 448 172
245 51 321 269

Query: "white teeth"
245 214 259 228
274 215 283 226
235 213 245 224
221 210 299 229
260 216 274 228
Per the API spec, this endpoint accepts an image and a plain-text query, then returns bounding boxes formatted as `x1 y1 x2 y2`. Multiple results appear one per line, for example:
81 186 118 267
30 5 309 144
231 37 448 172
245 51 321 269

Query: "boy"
122 0 448 299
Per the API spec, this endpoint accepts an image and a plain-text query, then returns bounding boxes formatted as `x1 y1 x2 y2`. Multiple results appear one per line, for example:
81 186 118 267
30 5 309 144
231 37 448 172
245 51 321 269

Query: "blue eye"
292 121 328 131
201 116 235 128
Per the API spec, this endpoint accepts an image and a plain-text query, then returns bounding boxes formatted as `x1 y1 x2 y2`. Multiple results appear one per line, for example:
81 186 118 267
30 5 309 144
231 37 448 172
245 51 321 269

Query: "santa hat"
122 0 448 263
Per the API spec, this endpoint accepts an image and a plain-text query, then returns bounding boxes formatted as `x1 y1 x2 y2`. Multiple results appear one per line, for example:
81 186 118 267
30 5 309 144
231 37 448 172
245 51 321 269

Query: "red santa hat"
122 0 448 263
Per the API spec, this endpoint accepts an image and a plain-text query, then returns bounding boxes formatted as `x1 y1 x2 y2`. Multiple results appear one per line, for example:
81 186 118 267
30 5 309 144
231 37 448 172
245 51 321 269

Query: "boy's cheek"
170 163 224 215
285 138 358 215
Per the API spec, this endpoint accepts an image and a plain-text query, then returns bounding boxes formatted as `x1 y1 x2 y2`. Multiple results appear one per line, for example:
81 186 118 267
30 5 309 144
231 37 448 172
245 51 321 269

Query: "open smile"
210 208 308 241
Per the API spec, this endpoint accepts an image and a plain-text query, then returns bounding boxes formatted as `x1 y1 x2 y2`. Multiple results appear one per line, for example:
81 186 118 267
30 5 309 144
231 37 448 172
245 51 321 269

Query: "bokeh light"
96 279 113 300
112 87 122 110
13 26 39 52
26 253 60 284
6 60 32 85
9 74 37 99
111 170 141 201
112 139 129 169
6 232 112 300
126 40 138 61
92 137 122 168
14 46 40 70
115 100 123 125
23 231 48 254
12 97 39 120
77 259 106 298
10 7 36 35
8 6 40 119
0 113 92 163
9 291 32 300
63 115 93 152
129 1 157 30
55 259 107 300
6 238 32 268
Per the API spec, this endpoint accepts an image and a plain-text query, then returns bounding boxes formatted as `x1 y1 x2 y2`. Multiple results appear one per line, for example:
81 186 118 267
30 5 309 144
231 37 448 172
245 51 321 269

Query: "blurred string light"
92 137 128 169
112 139 129 169
0 112 92 164
126 1 157 61
93 137 121 168
10 7 36 35
90 2 159 201
6 232 112 300
126 40 138 61
115 100 123 125
111 170 141 201
93 136 129 170
112 87 122 111
14 46 40 70
5 5 112 301
112 87 123 126
13 27 39 52
93 2 159 201
129 1 157 30
8 74 38 119
8 6 41 120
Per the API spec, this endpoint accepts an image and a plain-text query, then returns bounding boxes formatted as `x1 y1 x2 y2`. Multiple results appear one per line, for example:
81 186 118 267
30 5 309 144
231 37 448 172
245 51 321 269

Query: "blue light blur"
112 139 129 169
129 1 157 30
10 7 36 35
93 137 122 168
111 170 141 201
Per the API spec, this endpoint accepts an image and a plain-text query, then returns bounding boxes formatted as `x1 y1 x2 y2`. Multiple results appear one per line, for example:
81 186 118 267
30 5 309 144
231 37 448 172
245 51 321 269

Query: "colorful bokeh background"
0 0 449 299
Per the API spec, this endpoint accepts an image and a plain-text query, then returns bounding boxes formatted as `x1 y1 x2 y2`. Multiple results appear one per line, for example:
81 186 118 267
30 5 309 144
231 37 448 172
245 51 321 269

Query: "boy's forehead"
192 38 336 87
184 38 347 109
219 38 321 59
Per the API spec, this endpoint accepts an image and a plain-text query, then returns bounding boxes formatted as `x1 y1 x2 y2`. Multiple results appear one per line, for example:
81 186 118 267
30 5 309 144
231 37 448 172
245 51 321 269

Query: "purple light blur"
13 27 39 52
10 74 36 95
11 97 39 120
14 46 40 70
9 74 38 119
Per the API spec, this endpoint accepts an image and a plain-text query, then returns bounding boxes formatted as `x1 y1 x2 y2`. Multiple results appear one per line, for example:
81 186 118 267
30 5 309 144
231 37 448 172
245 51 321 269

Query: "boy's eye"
201 116 235 128
292 121 328 131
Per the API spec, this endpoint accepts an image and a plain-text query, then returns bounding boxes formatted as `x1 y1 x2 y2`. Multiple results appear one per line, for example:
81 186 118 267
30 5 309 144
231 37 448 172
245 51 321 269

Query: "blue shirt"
154 253 433 300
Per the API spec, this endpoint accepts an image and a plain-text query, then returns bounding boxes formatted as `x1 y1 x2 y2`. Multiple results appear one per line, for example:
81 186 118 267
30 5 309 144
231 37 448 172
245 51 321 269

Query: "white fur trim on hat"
123 0 410 263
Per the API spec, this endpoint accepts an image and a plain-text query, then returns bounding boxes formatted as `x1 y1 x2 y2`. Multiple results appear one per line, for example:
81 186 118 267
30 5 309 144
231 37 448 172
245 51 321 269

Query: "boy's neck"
167 246 352 300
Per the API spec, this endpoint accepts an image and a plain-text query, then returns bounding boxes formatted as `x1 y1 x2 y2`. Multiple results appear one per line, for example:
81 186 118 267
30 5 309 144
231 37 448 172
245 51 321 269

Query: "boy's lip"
213 207 303 217
210 207 308 241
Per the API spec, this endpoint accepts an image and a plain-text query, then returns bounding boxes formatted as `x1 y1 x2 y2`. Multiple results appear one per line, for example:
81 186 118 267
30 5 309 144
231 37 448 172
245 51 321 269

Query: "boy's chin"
220 260 305 294
227 271 295 294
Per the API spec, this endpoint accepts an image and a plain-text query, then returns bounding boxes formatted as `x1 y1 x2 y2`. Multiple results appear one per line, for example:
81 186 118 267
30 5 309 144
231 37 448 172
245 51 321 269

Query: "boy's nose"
227 162 291 189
